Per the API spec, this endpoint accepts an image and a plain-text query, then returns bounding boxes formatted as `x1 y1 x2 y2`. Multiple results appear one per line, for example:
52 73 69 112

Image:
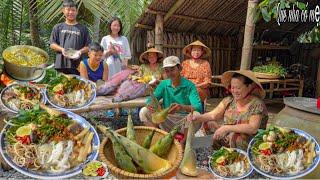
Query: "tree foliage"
0 0 152 62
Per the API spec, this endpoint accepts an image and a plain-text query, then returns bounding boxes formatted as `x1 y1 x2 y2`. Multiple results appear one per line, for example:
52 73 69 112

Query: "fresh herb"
211 148 228 164
211 147 239 166
275 132 298 148
38 68 60 84
5 105 72 144
38 124 61 138
252 63 287 77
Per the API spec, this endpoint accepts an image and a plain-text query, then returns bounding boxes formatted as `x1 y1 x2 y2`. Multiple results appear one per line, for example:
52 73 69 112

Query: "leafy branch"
298 26 320 43
253 0 306 22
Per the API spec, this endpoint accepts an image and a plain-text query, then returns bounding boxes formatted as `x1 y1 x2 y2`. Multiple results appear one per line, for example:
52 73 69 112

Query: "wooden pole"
147 30 154 48
237 26 245 69
164 0 185 22
155 13 164 52
240 0 259 70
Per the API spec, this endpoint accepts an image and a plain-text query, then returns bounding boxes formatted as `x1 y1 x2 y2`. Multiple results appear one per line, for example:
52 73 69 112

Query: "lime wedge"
258 142 272 150
16 125 32 137
216 156 226 164
52 83 63 92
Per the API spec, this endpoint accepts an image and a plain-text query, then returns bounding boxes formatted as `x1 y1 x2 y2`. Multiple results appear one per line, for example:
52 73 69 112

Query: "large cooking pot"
2 45 53 81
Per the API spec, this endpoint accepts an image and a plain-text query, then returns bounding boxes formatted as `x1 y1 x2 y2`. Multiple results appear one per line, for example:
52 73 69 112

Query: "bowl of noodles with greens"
208 147 253 179
0 105 100 179
0 83 46 113
247 125 320 179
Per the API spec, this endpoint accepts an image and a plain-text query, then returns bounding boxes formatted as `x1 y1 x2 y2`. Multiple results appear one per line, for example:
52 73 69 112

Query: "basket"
99 126 183 179
254 72 280 79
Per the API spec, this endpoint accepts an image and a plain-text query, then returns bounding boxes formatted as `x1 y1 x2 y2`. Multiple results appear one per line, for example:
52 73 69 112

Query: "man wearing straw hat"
139 56 203 142
188 70 268 150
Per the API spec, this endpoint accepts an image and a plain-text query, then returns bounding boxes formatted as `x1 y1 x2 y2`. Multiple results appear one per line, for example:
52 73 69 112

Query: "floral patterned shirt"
217 96 269 150
181 59 212 101
140 64 162 80
223 96 268 128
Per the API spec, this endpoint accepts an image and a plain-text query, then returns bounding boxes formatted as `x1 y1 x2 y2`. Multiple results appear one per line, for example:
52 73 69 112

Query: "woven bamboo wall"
143 30 239 97
131 30 319 98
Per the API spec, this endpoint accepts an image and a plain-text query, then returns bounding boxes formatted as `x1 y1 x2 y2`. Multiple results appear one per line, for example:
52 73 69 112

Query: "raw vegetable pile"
252 61 287 77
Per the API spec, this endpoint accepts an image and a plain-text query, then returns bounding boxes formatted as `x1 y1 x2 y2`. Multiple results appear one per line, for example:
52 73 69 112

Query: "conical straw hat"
139 48 164 63
182 40 211 59
221 70 266 99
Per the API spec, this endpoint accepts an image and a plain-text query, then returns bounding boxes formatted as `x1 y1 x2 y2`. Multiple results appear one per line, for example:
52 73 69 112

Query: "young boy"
50 0 91 75
79 42 108 82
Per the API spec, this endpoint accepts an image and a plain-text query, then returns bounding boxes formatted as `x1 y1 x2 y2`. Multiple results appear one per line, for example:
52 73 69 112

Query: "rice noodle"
19 102 34 110
255 149 306 175
7 142 40 170
215 160 249 177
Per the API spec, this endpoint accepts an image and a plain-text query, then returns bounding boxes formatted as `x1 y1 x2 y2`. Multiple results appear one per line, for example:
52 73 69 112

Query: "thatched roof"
132 0 317 36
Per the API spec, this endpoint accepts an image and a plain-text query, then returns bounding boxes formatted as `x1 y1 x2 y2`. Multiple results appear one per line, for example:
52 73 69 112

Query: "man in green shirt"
139 56 202 140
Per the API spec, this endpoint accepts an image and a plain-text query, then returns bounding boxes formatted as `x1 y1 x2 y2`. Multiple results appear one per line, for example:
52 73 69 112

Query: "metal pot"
2 45 52 81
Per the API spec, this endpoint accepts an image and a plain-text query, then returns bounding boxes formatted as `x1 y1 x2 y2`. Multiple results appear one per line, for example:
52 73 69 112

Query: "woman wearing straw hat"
97 47 165 116
136 47 164 81
112 48 164 102
188 70 269 150
181 40 212 102
97 48 164 94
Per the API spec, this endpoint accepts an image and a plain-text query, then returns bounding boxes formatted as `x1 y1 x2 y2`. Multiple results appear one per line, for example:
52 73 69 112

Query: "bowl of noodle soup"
208 147 253 180
0 107 100 179
247 126 320 179
45 74 96 111
0 83 46 113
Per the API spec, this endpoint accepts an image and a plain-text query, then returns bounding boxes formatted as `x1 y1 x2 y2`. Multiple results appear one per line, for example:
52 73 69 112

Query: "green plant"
252 62 287 77
253 0 306 22
0 0 152 63
298 26 320 43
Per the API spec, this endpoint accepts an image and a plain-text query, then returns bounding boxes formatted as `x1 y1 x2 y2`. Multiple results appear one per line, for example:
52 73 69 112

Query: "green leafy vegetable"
5 105 72 144
252 62 287 77
211 147 239 166
38 68 60 84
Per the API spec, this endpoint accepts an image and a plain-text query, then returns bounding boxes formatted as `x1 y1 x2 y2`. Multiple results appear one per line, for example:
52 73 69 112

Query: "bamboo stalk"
155 14 164 52
240 0 259 70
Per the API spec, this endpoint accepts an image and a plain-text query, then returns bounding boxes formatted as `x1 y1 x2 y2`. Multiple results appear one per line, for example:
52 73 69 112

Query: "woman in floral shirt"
189 70 268 150
181 40 212 102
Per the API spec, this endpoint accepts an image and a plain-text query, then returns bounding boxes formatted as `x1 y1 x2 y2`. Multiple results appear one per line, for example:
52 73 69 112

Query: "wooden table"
211 75 304 99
